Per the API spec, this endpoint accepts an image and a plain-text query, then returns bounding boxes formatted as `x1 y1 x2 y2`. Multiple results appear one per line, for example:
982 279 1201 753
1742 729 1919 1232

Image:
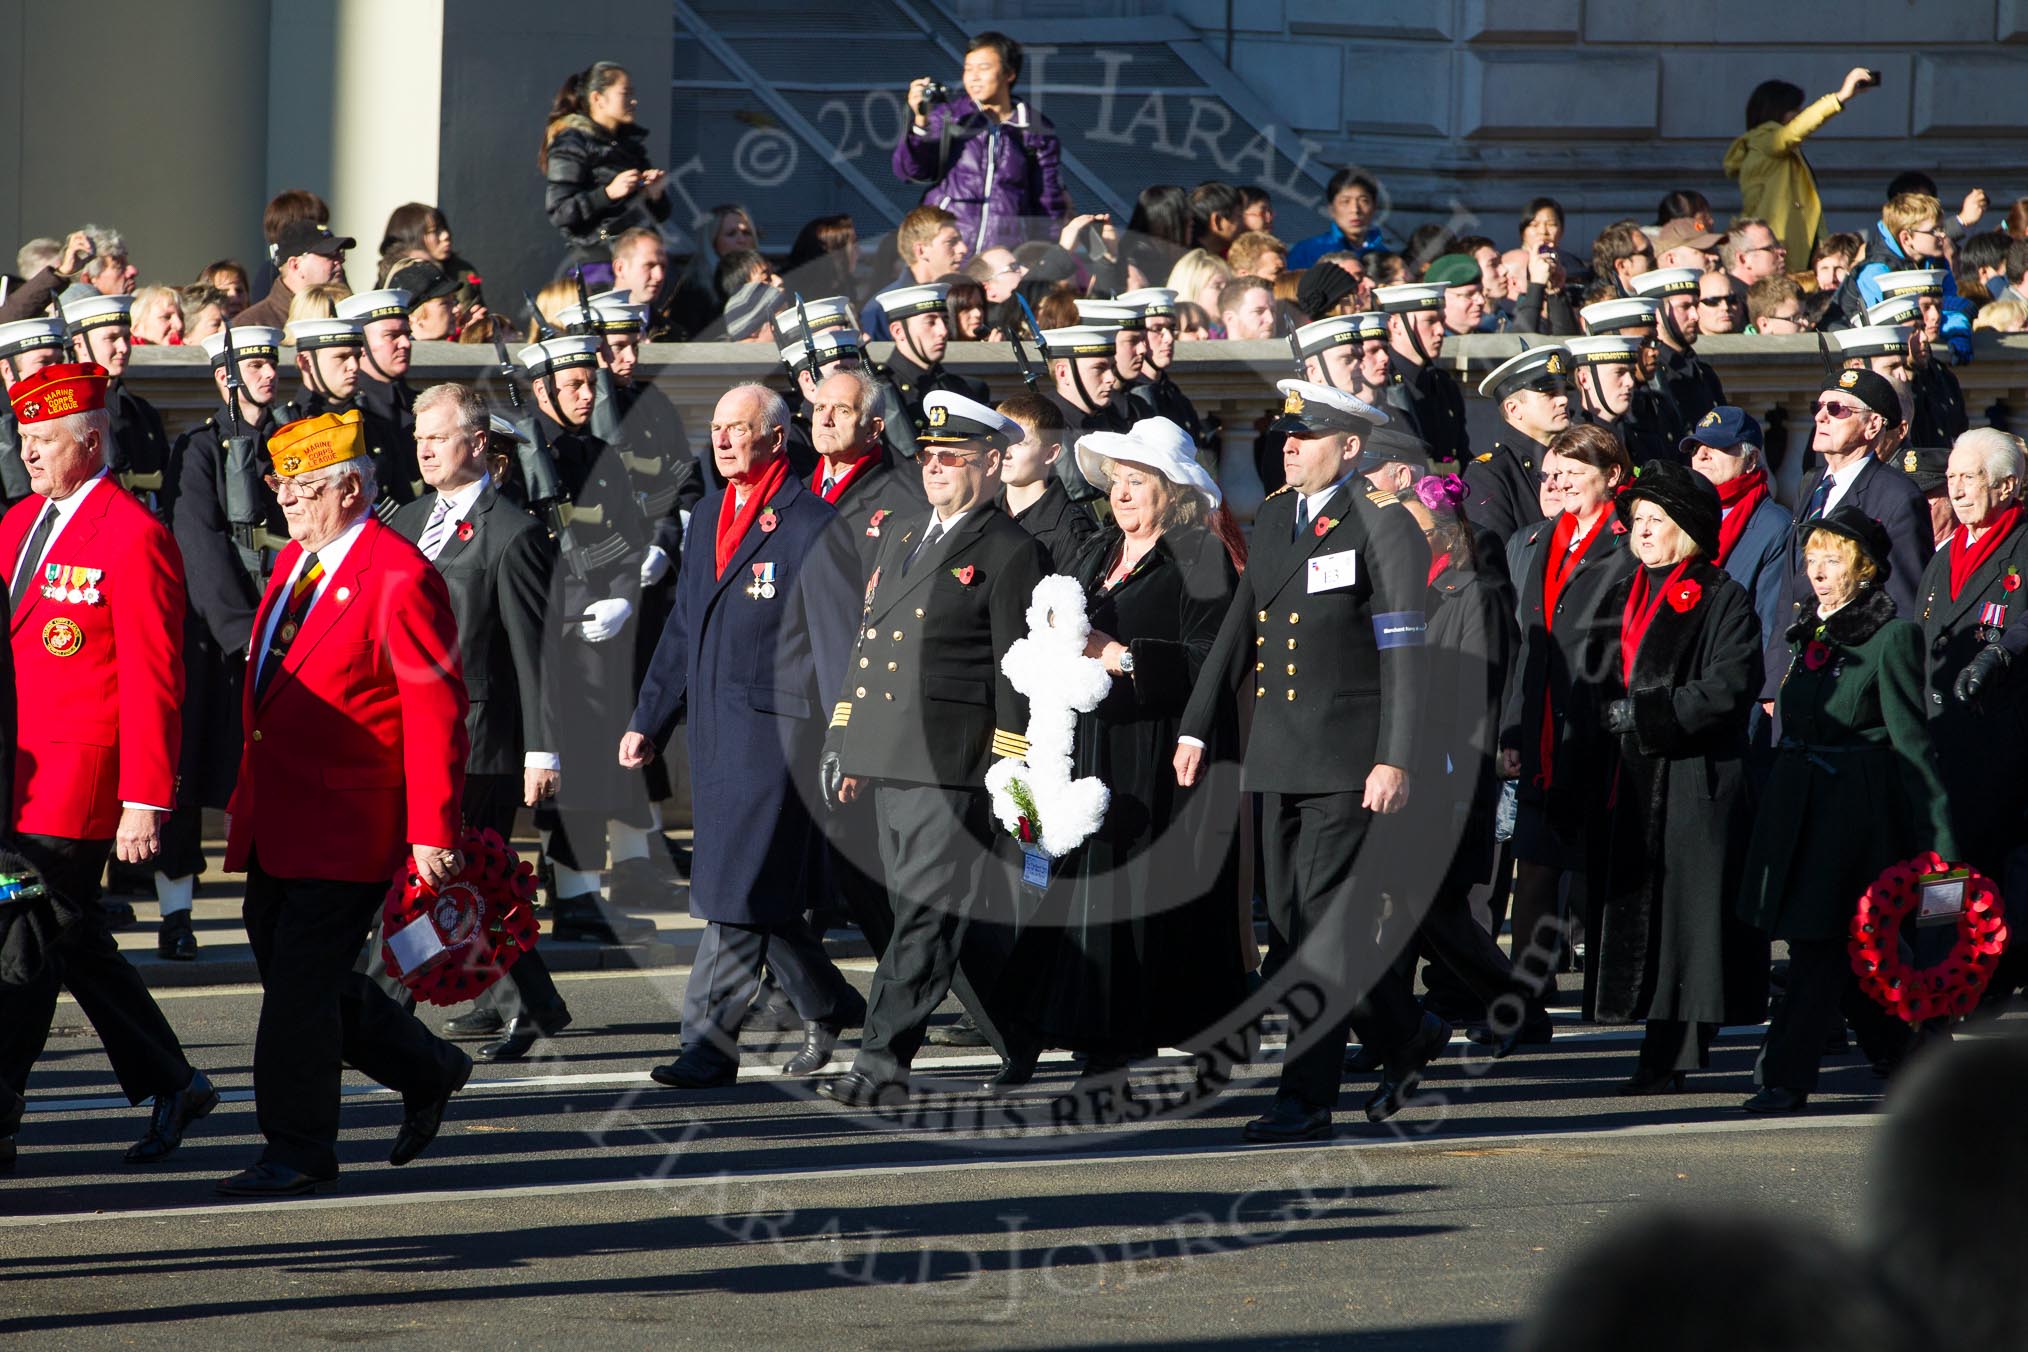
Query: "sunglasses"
1813 400 1865 420
923 448 987 467
1698 296 1742 308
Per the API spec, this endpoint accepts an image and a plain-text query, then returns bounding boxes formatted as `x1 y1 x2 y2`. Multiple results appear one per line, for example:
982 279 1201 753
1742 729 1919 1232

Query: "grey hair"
727 382 789 436
40 407 112 464
413 382 489 437
1719 216 1771 270
817 365 878 418
79 223 127 258
1956 427 2028 494
306 454 378 506
14 237 59 277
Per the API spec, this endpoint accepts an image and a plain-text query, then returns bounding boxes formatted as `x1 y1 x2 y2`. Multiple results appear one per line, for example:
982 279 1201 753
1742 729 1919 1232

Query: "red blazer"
0 477 184 840
225 517 469 882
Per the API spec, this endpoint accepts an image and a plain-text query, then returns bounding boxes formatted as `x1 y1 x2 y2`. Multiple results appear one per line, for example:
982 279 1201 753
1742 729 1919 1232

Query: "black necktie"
11 504 55 614
1293 497 1310 543
905 521 945 575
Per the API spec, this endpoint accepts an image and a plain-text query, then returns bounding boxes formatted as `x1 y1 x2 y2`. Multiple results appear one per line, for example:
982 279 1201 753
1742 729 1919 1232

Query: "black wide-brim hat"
1616 459 1721 561
1802 503 1896 587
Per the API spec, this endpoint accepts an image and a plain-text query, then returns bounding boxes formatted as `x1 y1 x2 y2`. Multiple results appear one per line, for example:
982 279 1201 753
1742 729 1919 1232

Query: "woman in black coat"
1003 418 1245 1107
539 62 673 269
1591 461 1768 1092
1499 424 1637 993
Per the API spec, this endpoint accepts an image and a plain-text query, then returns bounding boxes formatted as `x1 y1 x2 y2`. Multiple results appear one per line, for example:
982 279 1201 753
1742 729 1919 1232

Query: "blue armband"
1373 612 1426 648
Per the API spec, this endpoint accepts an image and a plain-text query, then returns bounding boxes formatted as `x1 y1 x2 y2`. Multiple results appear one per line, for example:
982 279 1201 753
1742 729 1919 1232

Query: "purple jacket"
891 96 1067 254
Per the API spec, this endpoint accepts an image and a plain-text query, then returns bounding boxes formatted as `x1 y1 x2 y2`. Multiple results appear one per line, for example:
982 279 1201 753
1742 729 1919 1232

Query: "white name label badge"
1307 549 1359 593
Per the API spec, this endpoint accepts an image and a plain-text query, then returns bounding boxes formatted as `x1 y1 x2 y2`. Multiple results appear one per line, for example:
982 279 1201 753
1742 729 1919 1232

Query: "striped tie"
417 497 453 559
256 554 323 699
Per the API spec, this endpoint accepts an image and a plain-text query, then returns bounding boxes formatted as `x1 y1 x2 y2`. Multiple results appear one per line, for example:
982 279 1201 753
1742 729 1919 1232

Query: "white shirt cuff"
1177 736 1206 750
524 752 561 771
121 801 171 812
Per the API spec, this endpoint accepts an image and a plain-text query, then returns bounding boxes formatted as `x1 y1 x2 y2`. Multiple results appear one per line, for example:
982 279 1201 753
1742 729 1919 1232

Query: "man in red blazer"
218 408 474 1198
0 361 216 1170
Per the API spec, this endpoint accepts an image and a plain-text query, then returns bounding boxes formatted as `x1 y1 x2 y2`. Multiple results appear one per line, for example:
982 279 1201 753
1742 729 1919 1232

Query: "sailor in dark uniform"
65 295 173 519
878 282 988 436
277 316 415 514
1466 345 1572 552
1259 311 1401 494
1863 277 1969 453
0 318 69 510
334 288 419 492
1578 296 1681 466
1075 297 1157 427
1376 282 1469 463
1177 378 1447 1140
1568 333 1675 467
1628 267 1725 436
1040 324 1128 503
1116 288 1206 445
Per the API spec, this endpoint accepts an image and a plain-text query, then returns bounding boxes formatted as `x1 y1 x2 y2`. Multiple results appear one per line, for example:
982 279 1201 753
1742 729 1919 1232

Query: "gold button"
1286 663 1297 675
1255 661 1264 671
865 628 877 640
855 686 867 698
884 692 894 701
1286 690 1296 701
859 657 869 668
1257 610 1268 623
1255 686 1265 698
1289 612 1299 624
887 661 898 671
915 608 925 618
893 630 904 641
252 729 263 742
1255 636 1265 647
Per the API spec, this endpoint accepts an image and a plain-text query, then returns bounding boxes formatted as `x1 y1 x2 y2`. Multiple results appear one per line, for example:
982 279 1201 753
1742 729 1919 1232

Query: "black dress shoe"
1342 1043 1384 1073
156 910 199 961
1742 1087 1810 1115
217 1162 331 1198
444 1008 505 1040
781 1024 841 1077
982 1045 1040 1093
815 1070 907 1109
1616 1068 1687 1096
389 1054 472 1166
126 1070 219 1164
550 894 654 945
102 900 138 931
1241 1097 1333 1144
649 1057 739 1089
1365 1013 1451 1123
1465 1013 1555 1060
476 1009 571 1063
927 1012 988 1047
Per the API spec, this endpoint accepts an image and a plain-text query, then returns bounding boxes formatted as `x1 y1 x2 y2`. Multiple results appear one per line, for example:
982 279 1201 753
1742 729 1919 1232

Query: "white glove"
579 597 634 643
639 546 671 587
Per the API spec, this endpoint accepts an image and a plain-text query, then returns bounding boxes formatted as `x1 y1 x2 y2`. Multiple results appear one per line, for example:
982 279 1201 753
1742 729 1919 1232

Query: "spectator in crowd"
713 249 779 312
1655 218 1722 273
385 261 461 342
1238 186 1273 234
378 203 481 318
1218 275 1278 341
966 246 1027 306
664 204 757 338
1125 185 1191 272
1954 229 2012 304
179 285 230 344
235 221 354 331
782 214 859 304
944 275 989 341
129 285 184 346
13 236 59 282
196 260 250 316
1187 181 1244 257
1746 275 1809 333
539 61 671 275
1722 217 1786 293
1837 193 1974 360
1810 231 1865 292
1404 223 1458 278
1975 298 2026 332
1 232 91 325
1226 231 1286 281
1889 169 1990 244
1592 220 1656 297
1500 244 1579 335
1425 254 1485 336
78 224 137 296
1698 270 1746 335
254 189 330 295
861 205 965 335
1174 300 1212 340
720 281 782 344
608 227 680 340
1166 248 1233 331
1725 69 1878 262
1655 190 1715 234
1686 407 1791 648
893 31 1065 255
1287 169 1385 269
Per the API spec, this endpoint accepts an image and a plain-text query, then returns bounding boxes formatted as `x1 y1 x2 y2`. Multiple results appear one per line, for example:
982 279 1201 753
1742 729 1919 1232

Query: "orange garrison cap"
269 409 365 477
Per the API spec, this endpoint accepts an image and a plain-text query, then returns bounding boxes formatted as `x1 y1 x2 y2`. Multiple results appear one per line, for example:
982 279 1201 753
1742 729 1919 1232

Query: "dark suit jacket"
1181 478 1430 793
1006 478 1100 572
390 483 555 777
824 446 928 580
825 506 1049 788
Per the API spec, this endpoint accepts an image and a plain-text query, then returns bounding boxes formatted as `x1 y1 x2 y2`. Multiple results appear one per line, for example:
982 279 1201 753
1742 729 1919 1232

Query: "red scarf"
1948 503 2021 600
1427 551 1452 587
715 456 791 578
813 454 875 505
1534 508 1610 789
1621 560 1693 688
1713 468 1770 566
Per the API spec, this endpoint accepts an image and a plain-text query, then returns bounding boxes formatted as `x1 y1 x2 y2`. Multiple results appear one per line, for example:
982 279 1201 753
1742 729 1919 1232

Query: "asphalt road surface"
3 964 1912 1350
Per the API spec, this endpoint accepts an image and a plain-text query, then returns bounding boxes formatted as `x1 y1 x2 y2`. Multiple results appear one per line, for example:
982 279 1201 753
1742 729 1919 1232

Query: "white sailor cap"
336 290 411 325
1865 294 1923 327
882 283 950 322
557 298 648 335
1478 345 1573 401
285 317 365 350
0 317 69 359
1040 326 1118 359
773 295 857 347
1267 379 1388 436
1627 267 1701 299
781 327 864 374
1580 297 1662 333
1827 325 1911 359
201 326 282 365
62 294 132 333
1114 287 1177 318
1374 283 1446 314
1565 335 1643 366
517 335 602 375
920 390 1024 448
1874 268 1947 300
1074 299 1145 332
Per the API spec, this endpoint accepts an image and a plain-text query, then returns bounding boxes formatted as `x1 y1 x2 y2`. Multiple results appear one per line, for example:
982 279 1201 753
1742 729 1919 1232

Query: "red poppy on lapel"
456 520 474 542
1666 578 1701 613
952 564 977 586
759 507 778 533
1313 515 1337 537
1804 640 1831 671
2006 566 2021 592
867 509 890 538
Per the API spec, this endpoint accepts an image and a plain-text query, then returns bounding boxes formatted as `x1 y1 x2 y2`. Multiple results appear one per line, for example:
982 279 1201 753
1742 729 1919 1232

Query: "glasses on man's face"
1763 310 1810 330
1699 295 1742 309
1908 227 1947 241
1743 243 1786 258
266 472 340 498
1813 400 1864 420
923 448 985 468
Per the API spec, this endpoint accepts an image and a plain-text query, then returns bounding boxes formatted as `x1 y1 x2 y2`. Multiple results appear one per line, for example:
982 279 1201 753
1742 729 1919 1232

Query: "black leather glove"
1955 643 2011 706
820 751 846 810
1603 698 1636 734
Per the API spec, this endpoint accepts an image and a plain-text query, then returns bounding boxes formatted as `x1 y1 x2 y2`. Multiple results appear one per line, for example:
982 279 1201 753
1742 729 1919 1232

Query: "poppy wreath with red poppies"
380 827 541 1007
1850 852 2008 1024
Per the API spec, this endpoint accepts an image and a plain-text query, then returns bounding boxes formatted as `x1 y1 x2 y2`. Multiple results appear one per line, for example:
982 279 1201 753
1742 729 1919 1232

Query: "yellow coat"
1723 93 1846 263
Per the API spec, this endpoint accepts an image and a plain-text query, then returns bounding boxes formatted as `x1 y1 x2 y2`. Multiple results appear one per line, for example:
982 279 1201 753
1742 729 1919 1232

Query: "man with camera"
892 31 1066 258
